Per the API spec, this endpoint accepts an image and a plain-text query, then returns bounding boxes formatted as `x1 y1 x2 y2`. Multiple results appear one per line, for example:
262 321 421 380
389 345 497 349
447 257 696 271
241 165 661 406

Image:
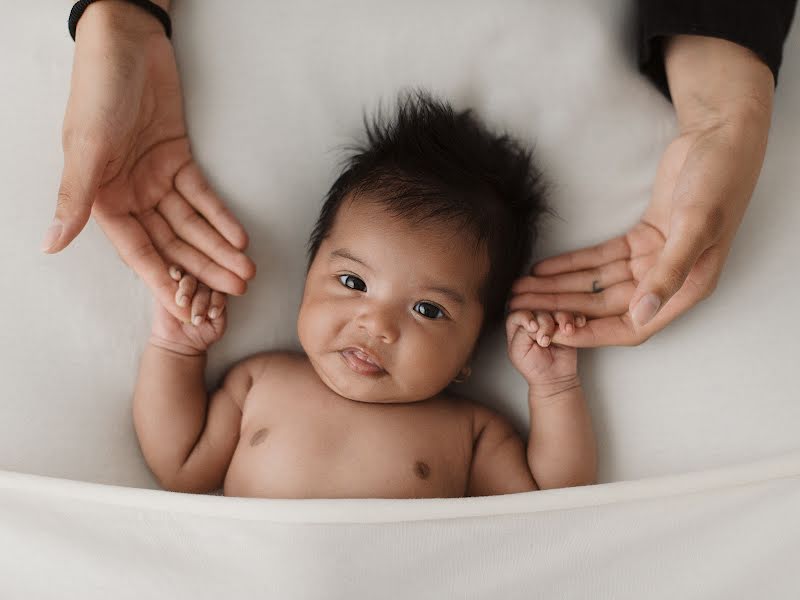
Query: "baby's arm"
526 375 596 489
467 310 597 496
133 346 263 493
515 310 596 489
133 265 262 493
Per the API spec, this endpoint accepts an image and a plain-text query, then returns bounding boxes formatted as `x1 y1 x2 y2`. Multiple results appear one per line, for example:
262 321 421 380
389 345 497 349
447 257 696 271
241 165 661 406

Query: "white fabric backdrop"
1 0 798 492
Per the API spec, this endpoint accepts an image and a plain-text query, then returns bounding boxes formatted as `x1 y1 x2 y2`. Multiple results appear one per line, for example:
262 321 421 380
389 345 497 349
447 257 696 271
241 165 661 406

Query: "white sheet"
2 451 799 597
1 0 799 596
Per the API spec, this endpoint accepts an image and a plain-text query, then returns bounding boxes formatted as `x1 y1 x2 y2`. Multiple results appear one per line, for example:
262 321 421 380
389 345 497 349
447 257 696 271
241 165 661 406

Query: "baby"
133 91 597 499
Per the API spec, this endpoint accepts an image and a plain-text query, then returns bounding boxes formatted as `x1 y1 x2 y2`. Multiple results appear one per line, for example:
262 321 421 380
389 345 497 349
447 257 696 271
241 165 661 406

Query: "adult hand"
510 35 775 347
44 1 255 321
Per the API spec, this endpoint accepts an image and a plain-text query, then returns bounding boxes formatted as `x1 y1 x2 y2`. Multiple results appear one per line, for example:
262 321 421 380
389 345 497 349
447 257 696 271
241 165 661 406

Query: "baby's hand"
149 265 228 356
505 309 585 385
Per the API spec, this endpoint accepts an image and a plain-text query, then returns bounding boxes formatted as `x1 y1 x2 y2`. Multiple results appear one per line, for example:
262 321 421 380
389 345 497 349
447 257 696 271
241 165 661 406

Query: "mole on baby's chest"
414 460 431 479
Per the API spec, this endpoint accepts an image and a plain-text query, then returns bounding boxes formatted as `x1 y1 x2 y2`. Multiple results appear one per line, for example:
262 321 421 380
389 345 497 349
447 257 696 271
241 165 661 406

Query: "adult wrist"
75 0 171 43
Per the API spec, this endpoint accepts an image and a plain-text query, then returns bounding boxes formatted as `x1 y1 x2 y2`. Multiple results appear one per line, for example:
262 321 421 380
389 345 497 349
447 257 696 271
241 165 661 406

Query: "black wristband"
69 0 172 41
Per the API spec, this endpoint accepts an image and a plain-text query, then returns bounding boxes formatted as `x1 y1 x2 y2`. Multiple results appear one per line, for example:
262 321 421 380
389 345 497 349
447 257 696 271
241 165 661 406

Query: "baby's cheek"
297 297 337 356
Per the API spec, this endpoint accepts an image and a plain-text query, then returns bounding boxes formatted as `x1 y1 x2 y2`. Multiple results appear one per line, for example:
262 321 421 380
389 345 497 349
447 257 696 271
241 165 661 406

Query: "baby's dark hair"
305 89 549 342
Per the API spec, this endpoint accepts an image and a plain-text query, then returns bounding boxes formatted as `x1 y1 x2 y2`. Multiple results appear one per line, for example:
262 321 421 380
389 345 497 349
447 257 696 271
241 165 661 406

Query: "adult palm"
46 6 255 321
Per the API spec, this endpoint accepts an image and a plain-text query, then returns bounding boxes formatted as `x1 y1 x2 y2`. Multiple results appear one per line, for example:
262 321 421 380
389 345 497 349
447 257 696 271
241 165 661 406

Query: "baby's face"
297 196 488 404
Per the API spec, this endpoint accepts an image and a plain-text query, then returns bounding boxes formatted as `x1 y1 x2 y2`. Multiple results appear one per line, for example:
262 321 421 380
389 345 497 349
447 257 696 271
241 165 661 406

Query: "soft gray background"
1 0 797 488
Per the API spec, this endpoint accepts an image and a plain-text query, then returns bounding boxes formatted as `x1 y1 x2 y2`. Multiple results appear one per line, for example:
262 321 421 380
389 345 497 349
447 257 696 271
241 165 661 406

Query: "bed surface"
2 0 798 489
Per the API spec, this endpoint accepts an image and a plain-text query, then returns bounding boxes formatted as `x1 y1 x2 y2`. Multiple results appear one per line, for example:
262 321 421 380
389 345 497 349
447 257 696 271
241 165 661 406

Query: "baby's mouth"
340 348 387 375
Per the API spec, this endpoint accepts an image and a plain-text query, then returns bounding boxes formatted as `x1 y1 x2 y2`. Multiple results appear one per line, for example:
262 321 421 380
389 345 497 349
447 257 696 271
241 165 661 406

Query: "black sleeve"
637 0 798 100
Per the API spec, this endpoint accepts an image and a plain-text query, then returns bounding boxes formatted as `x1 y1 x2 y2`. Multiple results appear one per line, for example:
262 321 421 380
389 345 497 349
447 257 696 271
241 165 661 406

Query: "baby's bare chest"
224 372 475 499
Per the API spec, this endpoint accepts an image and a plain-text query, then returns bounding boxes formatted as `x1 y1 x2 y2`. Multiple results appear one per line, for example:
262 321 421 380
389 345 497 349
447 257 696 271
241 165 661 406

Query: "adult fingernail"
208 307 218 319
40 220 63 252
632 293 661 326
177 295 188 307
192 316 202 325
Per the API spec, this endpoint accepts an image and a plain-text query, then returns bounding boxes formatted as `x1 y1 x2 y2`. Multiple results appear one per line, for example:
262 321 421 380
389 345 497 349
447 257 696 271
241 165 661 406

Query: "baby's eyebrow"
329 248 466 306
330 248 371 270
421 285 465 306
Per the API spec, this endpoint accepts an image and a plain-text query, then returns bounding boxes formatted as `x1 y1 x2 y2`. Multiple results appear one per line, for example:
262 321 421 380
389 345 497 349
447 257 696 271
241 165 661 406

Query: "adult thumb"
42 143 107 254
629 223 708 327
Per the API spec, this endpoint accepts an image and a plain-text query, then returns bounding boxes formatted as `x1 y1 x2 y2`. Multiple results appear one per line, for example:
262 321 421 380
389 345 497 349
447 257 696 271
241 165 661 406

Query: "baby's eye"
338 274 366 291
414 301 445 320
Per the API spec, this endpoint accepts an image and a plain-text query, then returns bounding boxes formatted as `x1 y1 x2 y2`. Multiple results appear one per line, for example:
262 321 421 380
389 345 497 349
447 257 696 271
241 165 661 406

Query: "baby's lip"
341 346 385 371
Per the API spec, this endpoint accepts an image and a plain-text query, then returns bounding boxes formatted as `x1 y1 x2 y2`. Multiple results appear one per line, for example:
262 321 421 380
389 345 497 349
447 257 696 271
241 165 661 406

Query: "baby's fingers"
191 283 211 325
175 272 198 308
505 310 536 343
554 311 575 335
208 290 226 320
169 264 183 281
533 311 556 347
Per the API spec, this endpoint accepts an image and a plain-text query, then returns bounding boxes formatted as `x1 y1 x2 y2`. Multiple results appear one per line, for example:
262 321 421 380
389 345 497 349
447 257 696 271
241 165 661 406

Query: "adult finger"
549 315 631 348
531 235 630 276
550 280 700 348
94 211 190 322
629 210 711 327
43 138 108 254
513 258 632 295
156 190 256 283
137 205 248 296
174 161 251 251
509 280 636 318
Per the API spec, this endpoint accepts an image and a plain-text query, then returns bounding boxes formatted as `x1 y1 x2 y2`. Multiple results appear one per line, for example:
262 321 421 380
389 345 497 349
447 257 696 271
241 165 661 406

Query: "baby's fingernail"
565 324 573 335
541 335 550 346
528 320 538 331
192 315 203 325
177 295 188 307
208 307 218 319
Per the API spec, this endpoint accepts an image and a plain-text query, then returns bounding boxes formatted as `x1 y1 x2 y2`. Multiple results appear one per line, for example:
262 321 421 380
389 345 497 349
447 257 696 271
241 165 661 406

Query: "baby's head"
297 91 547 404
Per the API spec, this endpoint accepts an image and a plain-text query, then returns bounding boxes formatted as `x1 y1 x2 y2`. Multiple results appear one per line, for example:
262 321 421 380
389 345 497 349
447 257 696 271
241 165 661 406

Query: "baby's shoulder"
440 392 510 442
241 349 307 382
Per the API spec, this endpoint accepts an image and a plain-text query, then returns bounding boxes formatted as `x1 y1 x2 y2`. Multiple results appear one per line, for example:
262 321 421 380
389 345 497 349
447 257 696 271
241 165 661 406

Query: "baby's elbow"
155 471 184 493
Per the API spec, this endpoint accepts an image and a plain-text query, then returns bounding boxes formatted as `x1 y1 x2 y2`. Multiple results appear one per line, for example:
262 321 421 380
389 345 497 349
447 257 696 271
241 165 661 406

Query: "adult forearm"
527 379 597 489
133 342 208 488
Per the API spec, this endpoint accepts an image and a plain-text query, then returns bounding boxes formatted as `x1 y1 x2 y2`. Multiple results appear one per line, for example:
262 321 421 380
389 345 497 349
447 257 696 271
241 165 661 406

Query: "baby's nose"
356 305 400 343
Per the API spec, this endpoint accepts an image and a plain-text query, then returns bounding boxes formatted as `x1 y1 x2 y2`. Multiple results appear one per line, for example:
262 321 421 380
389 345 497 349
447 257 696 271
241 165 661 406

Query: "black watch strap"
69 0 172 41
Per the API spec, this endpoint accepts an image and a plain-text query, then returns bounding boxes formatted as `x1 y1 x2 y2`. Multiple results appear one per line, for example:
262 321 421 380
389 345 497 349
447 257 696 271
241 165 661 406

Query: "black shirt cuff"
637 0 798 101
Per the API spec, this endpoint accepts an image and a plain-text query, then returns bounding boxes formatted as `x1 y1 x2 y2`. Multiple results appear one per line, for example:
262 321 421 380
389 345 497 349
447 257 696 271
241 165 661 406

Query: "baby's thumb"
42 144 106 254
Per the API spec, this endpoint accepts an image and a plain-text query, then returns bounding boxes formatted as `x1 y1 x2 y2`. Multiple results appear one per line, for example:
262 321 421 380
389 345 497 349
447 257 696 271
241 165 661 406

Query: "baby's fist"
170 265 227 325
505 309 584 385
149 266 229 355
